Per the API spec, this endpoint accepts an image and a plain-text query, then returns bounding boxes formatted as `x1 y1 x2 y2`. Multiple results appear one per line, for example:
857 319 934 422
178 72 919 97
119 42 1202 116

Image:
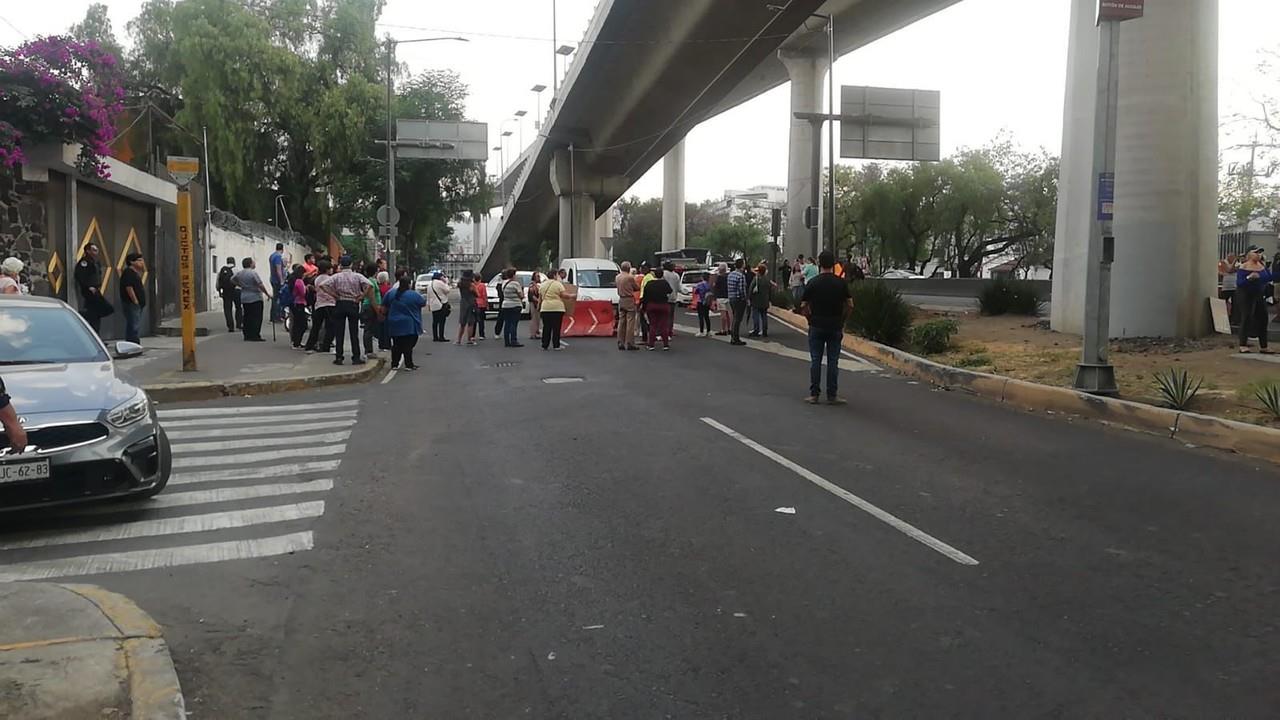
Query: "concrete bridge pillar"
779 47 828 262
662 140 686 252
1051 0 1218 338
550 148 629 261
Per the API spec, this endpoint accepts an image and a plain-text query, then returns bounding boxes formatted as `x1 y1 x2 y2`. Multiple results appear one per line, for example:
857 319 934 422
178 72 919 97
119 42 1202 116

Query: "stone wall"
0 170 60 297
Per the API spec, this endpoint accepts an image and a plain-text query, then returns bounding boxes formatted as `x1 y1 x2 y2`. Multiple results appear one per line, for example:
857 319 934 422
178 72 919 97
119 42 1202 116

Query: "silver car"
0 295 171 511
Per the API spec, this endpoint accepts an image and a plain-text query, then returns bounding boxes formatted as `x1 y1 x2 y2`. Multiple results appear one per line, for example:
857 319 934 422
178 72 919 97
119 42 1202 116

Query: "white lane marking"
0 501 325 550
159 409 359 429
170 460 341 486
56 480 335 515
767 316 878 367
700 417 979 566
165 420 355 440
0 531 314 582
381 369 398 384
673 323 873 372
172 444 346 469
171 430 351 454
157 399 360 419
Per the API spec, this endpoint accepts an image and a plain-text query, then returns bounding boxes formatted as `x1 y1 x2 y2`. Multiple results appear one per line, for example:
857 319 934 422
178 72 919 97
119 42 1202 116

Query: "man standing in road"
615 261 639 350
801 250 852 405
233 257 269 342
74 242 109 334
727 258 749 346
118 253 147 344
269 242 287 323
217 257 242 332
304 260 335 353
329 255 374 365
662 261 681 342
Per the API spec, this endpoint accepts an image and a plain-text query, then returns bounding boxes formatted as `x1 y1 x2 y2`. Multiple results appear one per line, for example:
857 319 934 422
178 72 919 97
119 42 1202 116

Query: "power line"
0 14 29 40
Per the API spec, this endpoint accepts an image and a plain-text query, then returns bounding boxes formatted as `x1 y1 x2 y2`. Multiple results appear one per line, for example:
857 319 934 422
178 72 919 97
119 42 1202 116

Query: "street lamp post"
514 110 527 151
383 34 468 276
531 84 547 130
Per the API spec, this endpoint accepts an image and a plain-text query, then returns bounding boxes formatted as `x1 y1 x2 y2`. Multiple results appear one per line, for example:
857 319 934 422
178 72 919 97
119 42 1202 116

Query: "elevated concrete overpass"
480 0 957 274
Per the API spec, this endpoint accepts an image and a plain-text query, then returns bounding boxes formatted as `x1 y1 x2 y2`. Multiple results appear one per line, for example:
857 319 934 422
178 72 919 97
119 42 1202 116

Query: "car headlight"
107 393 151 428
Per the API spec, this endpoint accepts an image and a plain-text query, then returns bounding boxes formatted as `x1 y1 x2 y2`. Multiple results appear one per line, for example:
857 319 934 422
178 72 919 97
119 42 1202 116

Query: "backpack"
217 266 235 293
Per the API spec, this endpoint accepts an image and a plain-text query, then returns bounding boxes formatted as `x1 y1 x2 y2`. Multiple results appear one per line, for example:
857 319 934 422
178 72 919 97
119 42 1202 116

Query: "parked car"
558 258 621 308
414 273 435 293
677 270 706 306
880 269 925 280
0 295 172 512
485 270 534 318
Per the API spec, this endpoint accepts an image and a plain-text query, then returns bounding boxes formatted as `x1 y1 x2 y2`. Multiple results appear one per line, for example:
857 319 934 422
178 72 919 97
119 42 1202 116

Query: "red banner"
561 300 615 337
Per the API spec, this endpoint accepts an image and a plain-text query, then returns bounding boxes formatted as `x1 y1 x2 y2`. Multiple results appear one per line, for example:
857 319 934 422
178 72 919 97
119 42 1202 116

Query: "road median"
771 307 1280 464
143 355 385 403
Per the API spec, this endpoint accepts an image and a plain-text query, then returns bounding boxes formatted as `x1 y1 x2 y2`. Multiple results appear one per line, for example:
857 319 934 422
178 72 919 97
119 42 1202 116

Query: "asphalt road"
4 316 1280 718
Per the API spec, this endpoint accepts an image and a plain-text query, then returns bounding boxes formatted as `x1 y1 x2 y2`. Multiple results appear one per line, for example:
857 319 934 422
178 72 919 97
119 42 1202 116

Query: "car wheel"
139 425 172 499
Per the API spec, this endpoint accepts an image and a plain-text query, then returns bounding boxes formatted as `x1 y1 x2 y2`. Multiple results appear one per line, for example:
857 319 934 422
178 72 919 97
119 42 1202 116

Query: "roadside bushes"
979 277 1043 316
910 318 959 354
770 285 794 310
847 280 912 348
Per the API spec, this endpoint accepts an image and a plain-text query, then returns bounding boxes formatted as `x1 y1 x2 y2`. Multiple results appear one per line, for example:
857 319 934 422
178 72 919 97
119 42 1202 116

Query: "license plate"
0 458 51 484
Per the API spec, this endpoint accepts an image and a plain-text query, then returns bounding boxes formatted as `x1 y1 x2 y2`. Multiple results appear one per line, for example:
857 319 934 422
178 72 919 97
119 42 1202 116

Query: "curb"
771 308 1280 464
143 356 385 403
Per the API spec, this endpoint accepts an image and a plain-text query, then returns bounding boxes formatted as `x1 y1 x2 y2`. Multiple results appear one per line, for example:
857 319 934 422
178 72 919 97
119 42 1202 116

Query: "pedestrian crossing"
0 399 359 582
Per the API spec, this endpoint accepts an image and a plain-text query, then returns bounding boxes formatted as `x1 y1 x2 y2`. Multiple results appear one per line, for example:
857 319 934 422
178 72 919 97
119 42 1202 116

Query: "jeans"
730 299 747 342
332 300 361 360
431 309 448 340
476 307 488 337
541 311 564 349
391 334 419 368
1237 287 1269 349
290 304 308 347
645 304 671 347
501 307 521 345
270 280 282 323
792 286 804 307
304 306 332 351
242 301 264 341
808 326 843 399
667 302 677 338
617 307 638 347
222 292 242 331
696 304 712 333
362 309 382 354
751 307 769 336
122 302 143 344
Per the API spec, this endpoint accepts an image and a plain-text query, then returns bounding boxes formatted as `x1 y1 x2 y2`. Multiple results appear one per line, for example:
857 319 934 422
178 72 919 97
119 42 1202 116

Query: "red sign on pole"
1098 0 1144 22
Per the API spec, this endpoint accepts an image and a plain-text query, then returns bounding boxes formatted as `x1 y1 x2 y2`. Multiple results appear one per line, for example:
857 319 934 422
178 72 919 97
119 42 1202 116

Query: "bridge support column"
550 148 629 262
1051 0 1218 338
662 140 686 252
779 48 828 262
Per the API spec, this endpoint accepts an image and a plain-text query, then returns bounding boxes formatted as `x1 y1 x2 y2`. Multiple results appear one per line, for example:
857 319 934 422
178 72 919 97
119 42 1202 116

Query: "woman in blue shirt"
693 272 714 337
1236 249 1273 354
382 275 427 370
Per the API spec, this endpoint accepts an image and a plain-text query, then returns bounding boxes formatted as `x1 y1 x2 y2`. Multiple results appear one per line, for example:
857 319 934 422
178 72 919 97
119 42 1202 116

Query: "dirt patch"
924 311 1280 427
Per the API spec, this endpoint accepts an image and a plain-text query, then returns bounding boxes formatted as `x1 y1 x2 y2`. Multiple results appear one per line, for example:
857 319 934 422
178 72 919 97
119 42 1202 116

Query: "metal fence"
210 208 317 249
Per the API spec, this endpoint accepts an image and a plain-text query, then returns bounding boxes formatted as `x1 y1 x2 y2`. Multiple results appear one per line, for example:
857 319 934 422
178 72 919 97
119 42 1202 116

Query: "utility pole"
385 36 397 277
1074 1 1144 395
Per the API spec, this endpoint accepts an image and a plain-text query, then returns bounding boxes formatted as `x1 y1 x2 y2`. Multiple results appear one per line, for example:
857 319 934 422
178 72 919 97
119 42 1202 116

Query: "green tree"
695 220 768 263
69 4 124 62
612 196 663 264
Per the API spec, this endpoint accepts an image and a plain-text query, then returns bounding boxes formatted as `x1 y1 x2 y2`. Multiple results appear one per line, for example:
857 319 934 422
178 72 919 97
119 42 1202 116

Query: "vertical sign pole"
176 187 197 371
1074 16 1121 395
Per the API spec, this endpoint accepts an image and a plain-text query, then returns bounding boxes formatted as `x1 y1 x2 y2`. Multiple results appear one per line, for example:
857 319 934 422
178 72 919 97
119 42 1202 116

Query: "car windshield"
416 274 433 283
0 306 109 364
681 273 704 284
489 273 534 288
574 269 619 288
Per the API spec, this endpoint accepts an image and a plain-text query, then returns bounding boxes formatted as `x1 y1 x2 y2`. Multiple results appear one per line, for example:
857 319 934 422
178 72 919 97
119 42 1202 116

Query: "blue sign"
1097 172 1115 221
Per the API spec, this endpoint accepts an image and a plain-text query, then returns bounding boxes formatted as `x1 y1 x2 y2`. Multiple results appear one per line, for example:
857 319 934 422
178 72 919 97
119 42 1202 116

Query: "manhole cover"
542 377 584 384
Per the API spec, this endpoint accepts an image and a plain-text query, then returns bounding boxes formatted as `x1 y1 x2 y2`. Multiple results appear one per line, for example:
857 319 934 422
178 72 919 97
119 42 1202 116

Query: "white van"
558 258 621 307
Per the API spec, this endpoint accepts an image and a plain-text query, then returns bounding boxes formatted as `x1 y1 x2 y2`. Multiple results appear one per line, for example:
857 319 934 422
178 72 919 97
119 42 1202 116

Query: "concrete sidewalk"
119 310 385 402
0 583 184 719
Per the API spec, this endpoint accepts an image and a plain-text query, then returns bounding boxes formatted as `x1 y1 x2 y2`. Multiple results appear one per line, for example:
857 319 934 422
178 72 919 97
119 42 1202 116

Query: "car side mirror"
113 341 144 359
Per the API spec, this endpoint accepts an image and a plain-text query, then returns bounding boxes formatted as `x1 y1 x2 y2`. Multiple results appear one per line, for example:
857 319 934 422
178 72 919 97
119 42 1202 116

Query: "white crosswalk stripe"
0 401 357 582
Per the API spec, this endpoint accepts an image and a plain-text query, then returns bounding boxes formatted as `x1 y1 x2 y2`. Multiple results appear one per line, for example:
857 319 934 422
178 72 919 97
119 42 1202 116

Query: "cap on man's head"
125 252 143 264
226 257 236 265
339 255 353 267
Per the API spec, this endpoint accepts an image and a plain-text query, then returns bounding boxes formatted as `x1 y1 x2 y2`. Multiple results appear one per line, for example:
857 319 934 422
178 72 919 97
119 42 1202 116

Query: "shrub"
770 285 794 310
1152 368 1203 410
910 318 959 354
1254 382 1280 420
979 277 1043 316
955 352 993 369
847 280 912 347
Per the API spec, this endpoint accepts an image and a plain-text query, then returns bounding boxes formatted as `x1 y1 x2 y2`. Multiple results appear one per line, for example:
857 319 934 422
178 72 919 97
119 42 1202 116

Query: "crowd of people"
1218 246 1280 353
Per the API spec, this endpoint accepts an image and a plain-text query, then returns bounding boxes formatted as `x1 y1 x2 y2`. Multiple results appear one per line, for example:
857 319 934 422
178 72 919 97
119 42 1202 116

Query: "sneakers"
730 340 747 346
402 365 418 372
662 345 670 351
333 358 344 365
804 395 820 404
351 358 366 365
827 396 847 406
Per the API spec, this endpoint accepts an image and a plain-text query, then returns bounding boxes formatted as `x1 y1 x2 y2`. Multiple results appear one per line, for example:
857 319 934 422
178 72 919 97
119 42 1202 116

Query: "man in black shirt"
217 257 242 332
800 250 853 405
74 242 108 334
119 252 147 344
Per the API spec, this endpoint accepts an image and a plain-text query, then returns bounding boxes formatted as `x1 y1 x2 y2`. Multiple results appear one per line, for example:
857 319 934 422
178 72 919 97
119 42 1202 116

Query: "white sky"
3 1 1277 202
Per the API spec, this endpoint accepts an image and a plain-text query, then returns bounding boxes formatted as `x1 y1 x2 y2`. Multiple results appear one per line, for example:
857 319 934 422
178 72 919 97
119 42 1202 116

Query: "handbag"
431 285 452 317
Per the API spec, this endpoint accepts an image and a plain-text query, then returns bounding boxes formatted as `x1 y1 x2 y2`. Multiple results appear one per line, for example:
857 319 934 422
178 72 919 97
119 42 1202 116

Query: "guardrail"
878 278 1052 300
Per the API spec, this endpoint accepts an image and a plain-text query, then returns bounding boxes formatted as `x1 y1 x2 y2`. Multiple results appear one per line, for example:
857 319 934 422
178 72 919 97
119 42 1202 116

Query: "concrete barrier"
878 277 1052 300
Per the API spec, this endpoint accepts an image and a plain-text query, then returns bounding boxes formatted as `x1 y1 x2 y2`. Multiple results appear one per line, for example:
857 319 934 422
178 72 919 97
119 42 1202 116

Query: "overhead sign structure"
165 156 200 371
1098 0 1143 23
839 86 941 163
395 120 489 161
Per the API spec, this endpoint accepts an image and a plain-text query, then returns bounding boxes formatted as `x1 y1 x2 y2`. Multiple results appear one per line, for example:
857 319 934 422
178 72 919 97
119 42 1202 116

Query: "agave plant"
1254 382 1280 420
1152 368 1203 410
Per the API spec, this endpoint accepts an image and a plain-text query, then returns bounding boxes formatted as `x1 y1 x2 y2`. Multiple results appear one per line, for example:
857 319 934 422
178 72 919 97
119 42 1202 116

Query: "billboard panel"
395 120 489 161
839 86 941 162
